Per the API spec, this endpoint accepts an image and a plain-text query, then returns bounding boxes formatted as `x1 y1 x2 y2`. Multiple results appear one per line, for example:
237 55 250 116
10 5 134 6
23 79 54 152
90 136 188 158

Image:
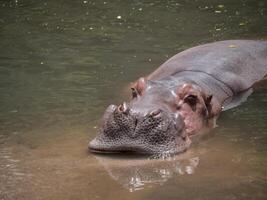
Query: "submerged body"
89 40 267 154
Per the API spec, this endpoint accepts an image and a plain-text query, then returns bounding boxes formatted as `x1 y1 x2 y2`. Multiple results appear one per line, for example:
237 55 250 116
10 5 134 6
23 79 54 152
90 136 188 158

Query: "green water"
0 0 266 199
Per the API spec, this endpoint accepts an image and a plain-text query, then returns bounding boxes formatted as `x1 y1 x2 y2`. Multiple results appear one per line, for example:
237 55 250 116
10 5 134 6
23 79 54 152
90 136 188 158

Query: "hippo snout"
89 103 190 154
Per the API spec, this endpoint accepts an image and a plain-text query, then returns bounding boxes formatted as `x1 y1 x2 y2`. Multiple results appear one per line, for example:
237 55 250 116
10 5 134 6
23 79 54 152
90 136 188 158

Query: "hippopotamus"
89 40 267 155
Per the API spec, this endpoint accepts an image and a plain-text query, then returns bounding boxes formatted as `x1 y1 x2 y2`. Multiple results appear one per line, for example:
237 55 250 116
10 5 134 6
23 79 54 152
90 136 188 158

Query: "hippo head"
89 77 215 155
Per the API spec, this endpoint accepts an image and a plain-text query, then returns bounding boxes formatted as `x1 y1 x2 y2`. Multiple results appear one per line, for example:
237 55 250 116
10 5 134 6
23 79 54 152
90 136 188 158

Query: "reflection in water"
94 152 202 192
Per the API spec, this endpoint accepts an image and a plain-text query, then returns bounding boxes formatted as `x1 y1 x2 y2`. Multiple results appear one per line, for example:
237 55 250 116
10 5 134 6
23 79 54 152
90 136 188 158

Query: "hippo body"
89 40 267 155
148 40 267 104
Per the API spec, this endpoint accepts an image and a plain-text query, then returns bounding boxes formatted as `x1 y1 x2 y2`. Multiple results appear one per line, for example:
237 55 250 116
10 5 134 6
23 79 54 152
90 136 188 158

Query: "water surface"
0 0 266 199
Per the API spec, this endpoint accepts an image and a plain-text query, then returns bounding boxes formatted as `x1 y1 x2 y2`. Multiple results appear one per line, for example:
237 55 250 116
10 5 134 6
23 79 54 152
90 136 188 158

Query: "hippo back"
148 40 267 94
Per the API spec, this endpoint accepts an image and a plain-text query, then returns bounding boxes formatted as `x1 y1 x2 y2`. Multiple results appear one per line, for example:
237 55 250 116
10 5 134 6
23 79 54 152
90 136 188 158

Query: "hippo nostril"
149 109 161 118
117 102 129 114
117 105 123 112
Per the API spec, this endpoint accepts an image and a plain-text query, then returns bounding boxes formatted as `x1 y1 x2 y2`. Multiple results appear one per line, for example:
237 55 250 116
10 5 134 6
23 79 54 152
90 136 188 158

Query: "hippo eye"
131 87 138 98
184 95 198 110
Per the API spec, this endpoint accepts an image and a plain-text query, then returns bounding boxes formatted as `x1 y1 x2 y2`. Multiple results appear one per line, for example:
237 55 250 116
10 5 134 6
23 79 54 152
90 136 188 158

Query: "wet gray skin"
89 80 209 154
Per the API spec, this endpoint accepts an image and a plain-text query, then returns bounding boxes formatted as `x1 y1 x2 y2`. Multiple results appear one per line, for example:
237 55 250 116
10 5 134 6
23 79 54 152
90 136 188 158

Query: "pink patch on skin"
179 103 204 136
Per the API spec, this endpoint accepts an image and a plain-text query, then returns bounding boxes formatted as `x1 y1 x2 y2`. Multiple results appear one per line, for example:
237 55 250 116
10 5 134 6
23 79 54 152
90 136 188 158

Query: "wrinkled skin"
89 78 216 154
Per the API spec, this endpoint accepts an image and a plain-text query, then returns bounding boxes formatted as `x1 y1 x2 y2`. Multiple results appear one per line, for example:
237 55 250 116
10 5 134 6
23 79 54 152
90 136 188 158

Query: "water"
0 0 266 199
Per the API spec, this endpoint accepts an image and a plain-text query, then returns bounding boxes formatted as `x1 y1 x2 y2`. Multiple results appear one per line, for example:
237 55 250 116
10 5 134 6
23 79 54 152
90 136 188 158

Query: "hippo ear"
175 83 193 98
180 83 193 95
133 77 147 95
205 95 213 117
205 95 212 106
204 94 222 118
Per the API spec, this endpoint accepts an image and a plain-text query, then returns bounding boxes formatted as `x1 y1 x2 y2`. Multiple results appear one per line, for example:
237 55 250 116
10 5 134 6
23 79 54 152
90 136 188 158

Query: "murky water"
0 0 266 199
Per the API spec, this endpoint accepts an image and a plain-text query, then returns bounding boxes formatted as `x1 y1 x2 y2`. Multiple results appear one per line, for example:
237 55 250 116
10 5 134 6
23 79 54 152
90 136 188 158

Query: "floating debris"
10 110 18 113
228 44 237 48
117 15 122 19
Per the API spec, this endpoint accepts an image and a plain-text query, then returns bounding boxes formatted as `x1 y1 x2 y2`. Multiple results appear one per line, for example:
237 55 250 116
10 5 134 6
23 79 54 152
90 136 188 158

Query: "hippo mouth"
89 138 162 154
89 134 191 155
